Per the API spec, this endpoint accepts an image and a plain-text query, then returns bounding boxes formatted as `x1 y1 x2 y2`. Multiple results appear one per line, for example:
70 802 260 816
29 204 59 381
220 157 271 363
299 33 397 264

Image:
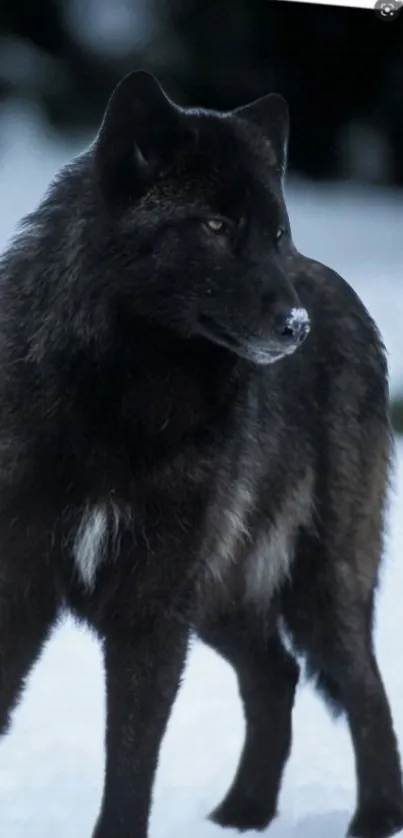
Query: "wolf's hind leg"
282 529 403 838
196 608 299 832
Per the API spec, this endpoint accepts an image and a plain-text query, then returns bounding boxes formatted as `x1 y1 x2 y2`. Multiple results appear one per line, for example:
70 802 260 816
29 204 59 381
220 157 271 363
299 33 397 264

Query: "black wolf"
0 70 401 838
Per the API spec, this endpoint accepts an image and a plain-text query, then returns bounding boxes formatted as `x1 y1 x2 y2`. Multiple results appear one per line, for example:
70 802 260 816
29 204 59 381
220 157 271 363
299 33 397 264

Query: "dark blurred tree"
162 0 403 185
0 0 126 133
0 0 402 184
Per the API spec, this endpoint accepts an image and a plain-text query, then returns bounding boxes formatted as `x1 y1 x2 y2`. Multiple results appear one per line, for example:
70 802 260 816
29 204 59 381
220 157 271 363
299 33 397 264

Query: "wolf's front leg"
93 615 189 838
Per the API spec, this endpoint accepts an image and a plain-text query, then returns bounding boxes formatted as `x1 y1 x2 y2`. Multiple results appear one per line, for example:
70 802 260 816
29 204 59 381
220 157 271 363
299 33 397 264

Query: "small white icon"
374 0 402 20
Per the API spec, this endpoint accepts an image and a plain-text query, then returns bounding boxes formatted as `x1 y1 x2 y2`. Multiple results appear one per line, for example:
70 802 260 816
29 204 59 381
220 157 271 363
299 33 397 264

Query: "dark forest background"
1 0 402 184
0 0 402 428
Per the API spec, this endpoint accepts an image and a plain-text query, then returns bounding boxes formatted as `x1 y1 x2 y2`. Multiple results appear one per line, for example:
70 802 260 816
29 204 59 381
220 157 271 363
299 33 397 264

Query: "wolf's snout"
273 307 310 348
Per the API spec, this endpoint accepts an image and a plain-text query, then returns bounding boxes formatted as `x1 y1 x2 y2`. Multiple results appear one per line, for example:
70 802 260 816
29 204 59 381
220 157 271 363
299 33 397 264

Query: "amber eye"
204 218 227 234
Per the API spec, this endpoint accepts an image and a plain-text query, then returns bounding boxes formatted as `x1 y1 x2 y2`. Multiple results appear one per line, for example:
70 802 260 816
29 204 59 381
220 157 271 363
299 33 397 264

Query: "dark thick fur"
0 70 401 838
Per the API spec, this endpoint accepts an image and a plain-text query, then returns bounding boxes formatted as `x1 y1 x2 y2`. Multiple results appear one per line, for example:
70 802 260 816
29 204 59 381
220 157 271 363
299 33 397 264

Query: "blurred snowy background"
0 1 402 836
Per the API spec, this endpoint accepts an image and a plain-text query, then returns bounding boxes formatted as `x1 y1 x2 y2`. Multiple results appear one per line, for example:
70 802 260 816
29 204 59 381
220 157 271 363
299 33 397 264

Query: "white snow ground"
0 105 402 837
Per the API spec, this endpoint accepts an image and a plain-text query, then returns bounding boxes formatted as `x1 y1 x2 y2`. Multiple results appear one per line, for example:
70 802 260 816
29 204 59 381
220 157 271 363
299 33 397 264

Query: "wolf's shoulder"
290 253 382 340
283 252 388 390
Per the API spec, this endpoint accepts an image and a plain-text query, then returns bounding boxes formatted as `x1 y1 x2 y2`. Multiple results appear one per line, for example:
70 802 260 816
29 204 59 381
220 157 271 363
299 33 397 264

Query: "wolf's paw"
348 799 403 838
209 792 276 832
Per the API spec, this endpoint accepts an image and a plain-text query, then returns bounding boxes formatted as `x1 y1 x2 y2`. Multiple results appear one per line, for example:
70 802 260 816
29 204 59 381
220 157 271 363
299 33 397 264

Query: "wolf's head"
92 70 309 366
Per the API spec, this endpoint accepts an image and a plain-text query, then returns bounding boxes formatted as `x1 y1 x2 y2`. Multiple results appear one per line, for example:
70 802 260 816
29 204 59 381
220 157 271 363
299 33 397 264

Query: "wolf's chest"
200 476 255 585
199 467 314 605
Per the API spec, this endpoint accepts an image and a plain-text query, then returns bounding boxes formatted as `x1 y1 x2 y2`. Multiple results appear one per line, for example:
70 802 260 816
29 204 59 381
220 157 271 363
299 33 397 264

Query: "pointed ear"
94 70 183 202
233 93 289 175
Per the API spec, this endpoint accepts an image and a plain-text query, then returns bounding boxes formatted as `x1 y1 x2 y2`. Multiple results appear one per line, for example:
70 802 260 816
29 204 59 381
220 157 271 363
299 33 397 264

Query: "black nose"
273 307 310 346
